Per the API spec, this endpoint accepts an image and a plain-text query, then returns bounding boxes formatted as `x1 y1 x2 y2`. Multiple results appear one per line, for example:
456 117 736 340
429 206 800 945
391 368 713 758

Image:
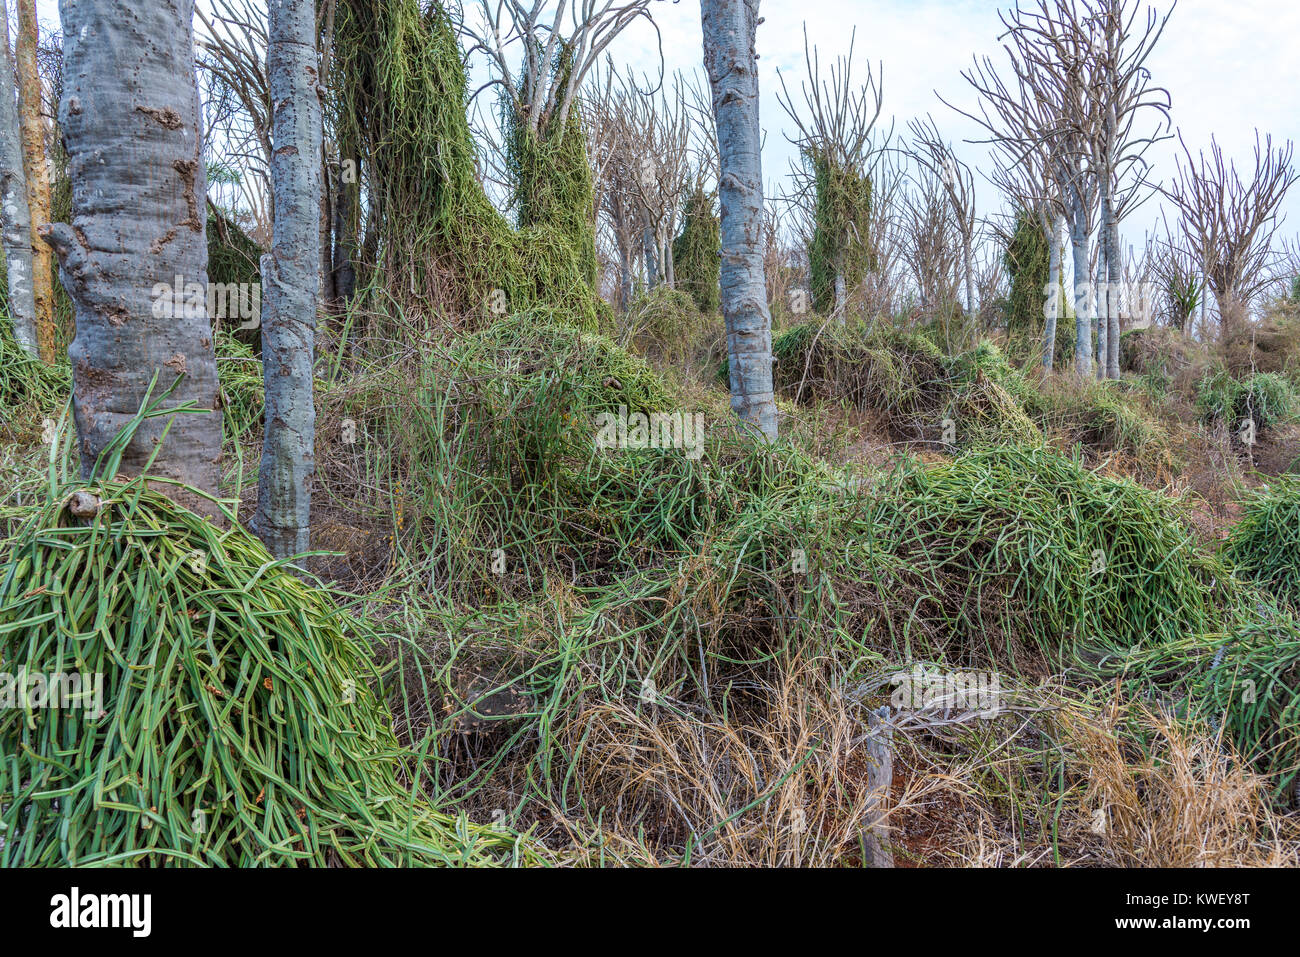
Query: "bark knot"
135 105 184 130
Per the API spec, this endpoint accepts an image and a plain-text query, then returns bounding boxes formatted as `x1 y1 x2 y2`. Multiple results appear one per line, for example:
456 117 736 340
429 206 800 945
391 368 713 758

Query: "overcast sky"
592 0 1300 258
30 0 1300 264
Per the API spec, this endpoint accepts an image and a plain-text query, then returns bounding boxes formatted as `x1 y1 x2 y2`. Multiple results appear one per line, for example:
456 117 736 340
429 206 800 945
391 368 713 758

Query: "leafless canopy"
1164 131 1298 331
776 24 890 220
461 0 660 136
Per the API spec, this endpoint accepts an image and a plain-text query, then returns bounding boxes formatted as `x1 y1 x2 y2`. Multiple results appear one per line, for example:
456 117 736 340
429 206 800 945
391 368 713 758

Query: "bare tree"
945 2 1080 372
0 1 36 356
463 0 657 138
899 168 963 347
587 63 690 301
1164 131 1298 338
951 0 1171 377
1083 0 1174 378
625 74 691 289
15 0 53 361
251 0 323 558
907 115 978 323
1145 213 1200 332
777 25 888 319
43 0 222 512
701 0 776 440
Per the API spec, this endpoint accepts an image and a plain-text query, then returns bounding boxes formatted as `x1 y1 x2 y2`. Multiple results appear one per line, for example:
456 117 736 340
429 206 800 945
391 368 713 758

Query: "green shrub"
1224 477 1300 607
1196 365 1297 432
0 476 530 865
671 185 720 314
871 445 1228 664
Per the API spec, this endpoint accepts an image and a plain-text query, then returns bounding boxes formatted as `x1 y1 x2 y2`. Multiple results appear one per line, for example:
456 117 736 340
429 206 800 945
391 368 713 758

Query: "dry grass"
1057 701 1300 867
558 652 897 866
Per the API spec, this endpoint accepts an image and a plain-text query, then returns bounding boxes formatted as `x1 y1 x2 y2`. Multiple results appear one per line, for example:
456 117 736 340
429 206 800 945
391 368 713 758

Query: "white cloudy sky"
592 0 1300 255
30 0 1300 260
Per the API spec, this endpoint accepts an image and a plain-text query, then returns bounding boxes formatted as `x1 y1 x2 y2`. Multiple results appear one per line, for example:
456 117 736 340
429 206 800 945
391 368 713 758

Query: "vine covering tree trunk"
0 4 37 357
252 0 322 558
701 0 776 441
42 0 221 512
15 0 53 362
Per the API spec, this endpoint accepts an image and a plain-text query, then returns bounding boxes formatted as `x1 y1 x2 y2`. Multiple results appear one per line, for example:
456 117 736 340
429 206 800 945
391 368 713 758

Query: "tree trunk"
1095 230 1108 380
319 152 335 306
252 0 322 558
1069 205 1091 378
42 0 221 514
617 239 632 311
1042 216 1061 372
331 164 357 305
0 5 37 357
963 234 975 324
331 151 358 305
15 0 54 362
861 706 894 868
643 223 658 289
661 226 675 288
702 0 776 441
1106 215 1121 379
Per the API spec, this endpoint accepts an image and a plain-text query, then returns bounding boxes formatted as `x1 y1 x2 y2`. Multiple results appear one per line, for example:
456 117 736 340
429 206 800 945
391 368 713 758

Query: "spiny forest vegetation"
1 0 1299 868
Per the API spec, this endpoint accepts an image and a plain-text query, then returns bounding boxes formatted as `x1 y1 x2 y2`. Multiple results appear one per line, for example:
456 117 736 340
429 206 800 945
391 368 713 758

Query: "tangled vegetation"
1224 477 1300 607
334 0 605 330
672 184 721 314
0 466 534 866
807 152 873 315
1196 364 1298 433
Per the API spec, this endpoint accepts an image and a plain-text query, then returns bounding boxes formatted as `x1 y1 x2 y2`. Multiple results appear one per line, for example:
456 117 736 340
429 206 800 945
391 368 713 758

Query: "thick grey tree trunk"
1069 204 1091 377
701 0 776 441
1042 215 1061 371
1105 216 1121 379
0 5 37 357
43 0 221 514
252 0 322 558
1095 233 1108 380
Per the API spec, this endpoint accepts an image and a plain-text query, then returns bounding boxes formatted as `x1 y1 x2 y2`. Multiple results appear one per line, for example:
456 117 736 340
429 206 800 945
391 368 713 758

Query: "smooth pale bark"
15 0 53 362
252 0 322 558
1105 217 1121 379
1042 215 1062 371
701 0 777 440
963 235 975 322
1069 205 1091 378
0 6 37 357
1095 239 1107 380
43 0 221 513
